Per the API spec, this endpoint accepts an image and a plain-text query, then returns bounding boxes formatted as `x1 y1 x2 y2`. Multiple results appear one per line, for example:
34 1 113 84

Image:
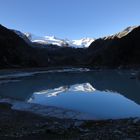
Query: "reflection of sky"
28 83 140 119
0 70 140 119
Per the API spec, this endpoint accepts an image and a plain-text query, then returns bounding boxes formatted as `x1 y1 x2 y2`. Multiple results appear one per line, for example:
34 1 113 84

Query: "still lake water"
0 69 140 119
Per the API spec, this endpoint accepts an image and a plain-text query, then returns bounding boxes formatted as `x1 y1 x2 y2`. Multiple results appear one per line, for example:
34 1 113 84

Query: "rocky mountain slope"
0 25 34 68
0 25 88 68
88 26 140 68
0 24 140 69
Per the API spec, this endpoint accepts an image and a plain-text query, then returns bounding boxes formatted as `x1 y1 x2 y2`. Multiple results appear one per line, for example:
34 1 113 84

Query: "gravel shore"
0 102 140 140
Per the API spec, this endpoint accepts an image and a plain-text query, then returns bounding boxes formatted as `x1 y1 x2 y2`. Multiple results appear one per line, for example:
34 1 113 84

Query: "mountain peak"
117 26 139 38
23 33 95 48
103 26 139 40
123 26 138 32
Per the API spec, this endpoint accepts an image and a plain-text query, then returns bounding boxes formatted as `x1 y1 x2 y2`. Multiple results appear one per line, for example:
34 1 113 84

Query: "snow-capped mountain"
103 26 138 40
32 36 69 47
13 31 94 48
70 38 95 48
30 34 95 48
31 83 95 98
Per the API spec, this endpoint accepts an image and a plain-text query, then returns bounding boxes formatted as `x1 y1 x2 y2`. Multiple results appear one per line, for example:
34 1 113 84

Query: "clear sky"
0 0 140 39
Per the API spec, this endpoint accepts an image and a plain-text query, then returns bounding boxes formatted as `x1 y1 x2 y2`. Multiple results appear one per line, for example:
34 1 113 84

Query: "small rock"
62 123 72 129
74 121 84 127
113 130 122 134
133 118 140 124
0 102 12 110
78 128 90 132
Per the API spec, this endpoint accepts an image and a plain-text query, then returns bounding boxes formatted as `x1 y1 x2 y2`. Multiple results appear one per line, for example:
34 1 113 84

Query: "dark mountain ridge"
0 24 87 68
0 24 140 69
88 26 140 68
0 24 33 68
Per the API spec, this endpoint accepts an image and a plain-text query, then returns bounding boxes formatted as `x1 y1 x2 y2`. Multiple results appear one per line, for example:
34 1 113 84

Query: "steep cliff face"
0 25 32 67
0 25 50 68
88 26 140 68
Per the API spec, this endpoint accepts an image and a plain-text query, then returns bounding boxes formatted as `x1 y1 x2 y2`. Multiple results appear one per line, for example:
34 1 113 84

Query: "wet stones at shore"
0 102 12 110
0 104 140 139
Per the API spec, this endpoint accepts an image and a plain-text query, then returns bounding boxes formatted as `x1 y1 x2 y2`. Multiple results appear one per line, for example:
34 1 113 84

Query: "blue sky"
0 0 140 39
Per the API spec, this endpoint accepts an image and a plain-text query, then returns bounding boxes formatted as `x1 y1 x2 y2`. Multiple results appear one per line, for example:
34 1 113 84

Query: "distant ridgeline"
0 24 140 69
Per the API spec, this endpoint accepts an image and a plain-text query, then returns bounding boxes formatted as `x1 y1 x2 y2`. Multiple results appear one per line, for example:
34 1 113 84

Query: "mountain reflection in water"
0 70 140 119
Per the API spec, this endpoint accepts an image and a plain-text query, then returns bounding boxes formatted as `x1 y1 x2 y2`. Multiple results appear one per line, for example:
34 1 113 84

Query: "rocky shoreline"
0 68 140 139
0 102 139 140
